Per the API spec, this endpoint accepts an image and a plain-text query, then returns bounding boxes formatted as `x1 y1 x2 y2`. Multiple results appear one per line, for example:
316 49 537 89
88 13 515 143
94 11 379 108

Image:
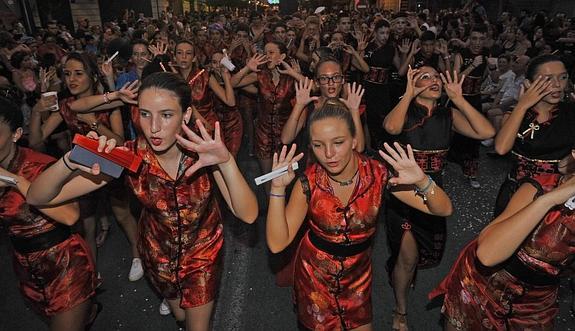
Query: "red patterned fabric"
188 69 219 128
0 147 96 316
124 138 223 308
58 96 111 134
213 95 243 157
430 193 575 330
255 68 296 160
294 154 387 330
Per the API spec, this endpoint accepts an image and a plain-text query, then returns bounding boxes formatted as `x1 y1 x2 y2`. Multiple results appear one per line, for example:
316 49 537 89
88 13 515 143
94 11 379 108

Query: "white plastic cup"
42 91 59 112
220 56 236 72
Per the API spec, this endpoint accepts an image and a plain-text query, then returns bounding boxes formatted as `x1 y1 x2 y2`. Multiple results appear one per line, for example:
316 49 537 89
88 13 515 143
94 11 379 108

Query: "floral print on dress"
294 154 388 330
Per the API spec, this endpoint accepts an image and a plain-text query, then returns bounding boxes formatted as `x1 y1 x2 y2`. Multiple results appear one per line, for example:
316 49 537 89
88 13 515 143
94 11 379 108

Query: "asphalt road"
2 146 575 331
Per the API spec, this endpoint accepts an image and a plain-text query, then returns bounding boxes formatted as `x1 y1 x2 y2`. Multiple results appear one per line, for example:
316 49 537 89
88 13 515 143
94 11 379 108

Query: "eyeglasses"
317 74 344 85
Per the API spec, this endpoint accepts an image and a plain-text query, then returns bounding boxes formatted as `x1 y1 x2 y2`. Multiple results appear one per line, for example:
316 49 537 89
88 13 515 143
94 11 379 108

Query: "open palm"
379 142 426 186
176 120 231 177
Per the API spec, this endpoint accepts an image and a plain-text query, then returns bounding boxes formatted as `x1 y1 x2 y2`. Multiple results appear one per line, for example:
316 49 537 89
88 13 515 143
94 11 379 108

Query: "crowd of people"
1 1 575 330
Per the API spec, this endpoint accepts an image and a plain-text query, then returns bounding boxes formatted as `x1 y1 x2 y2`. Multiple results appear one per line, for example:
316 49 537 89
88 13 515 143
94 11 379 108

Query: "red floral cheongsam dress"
212 88 243 157
0 147 96 316
255 68 296 160
430 179 575 330
188 68 219 129
58 96 111 135
124 137 223 308
294 154 387 330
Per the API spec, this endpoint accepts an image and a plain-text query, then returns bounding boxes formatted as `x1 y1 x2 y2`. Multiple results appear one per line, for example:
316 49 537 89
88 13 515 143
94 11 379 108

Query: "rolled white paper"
254 162 299 186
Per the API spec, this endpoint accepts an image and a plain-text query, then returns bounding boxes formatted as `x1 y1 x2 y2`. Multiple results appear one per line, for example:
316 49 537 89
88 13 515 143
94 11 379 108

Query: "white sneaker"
128 258 144 281
159 299 171 316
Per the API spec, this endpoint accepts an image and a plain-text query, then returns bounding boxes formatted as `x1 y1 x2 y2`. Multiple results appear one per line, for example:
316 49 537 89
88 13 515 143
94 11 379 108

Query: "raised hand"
342 44 358 55
404 65 428 99
378 142 426 187
357 35 369 53
277 60 297 76
246 54 268 72
471 55 483 68
409 39 421 55
295 77 319 106
100 61 114 79
176 120 231 177
398 39 412 54
149 40 168 57
435 39 449 56
515 75 553 111
289 59 301 74
118 80 139 104
271 144 304 189
33 93 58 113
440 70 465 101
339 82 364 112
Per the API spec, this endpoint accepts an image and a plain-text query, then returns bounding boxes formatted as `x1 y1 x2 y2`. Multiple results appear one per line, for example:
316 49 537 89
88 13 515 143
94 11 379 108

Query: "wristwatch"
90 121 99 131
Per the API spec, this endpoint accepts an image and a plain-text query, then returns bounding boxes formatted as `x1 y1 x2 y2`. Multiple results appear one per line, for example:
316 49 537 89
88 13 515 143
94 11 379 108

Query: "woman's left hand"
339 82 364 113
378 142 426 186
277 60 298 76
441 70 464 101
176 120 231 177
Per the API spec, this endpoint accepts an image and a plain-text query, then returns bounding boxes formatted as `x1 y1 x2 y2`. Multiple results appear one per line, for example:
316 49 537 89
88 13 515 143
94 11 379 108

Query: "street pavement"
1 145 575 331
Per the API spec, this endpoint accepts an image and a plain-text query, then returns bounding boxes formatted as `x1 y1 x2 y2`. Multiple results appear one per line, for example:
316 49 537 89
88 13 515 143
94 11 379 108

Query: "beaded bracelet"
269 192 286 198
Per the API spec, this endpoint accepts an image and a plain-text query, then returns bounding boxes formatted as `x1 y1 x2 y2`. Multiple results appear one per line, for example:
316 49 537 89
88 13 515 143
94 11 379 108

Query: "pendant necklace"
329 168 359 186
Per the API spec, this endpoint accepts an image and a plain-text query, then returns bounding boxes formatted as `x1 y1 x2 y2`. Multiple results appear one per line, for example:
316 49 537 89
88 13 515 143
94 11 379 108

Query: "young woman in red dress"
231 41 305 191
266 99 453 331
430 148 575 330
0 97 99 330
27 72 258 331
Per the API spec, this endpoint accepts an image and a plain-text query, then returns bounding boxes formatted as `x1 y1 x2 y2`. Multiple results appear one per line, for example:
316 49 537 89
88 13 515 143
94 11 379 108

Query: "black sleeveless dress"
494 102 575 216
386 103 453 273
447 48 487 178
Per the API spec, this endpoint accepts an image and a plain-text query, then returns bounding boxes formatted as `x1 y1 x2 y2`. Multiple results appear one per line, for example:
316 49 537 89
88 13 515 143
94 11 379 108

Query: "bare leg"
166 298 186 322
184 301 214 331
49 300 91 331
391 231 419 331
110 194 139 258
82 215 98 262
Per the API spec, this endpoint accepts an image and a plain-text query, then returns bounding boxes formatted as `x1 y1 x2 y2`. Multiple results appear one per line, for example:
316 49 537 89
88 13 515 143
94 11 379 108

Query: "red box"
72 134 142 173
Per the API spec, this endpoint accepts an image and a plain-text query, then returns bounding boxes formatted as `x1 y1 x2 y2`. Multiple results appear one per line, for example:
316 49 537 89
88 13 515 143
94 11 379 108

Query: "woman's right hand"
295 77 318 107
271 144 304 189
246 54 268 72
404 65 428 100
546 174 575 206
515 75 553 111
117 80 139 104
63 132 118 175
33 94 58 113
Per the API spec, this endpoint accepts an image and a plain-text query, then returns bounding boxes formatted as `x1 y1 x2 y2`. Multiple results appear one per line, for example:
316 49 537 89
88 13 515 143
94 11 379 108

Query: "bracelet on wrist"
62 157 74 172
269 192 286 198
414 175 435 202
